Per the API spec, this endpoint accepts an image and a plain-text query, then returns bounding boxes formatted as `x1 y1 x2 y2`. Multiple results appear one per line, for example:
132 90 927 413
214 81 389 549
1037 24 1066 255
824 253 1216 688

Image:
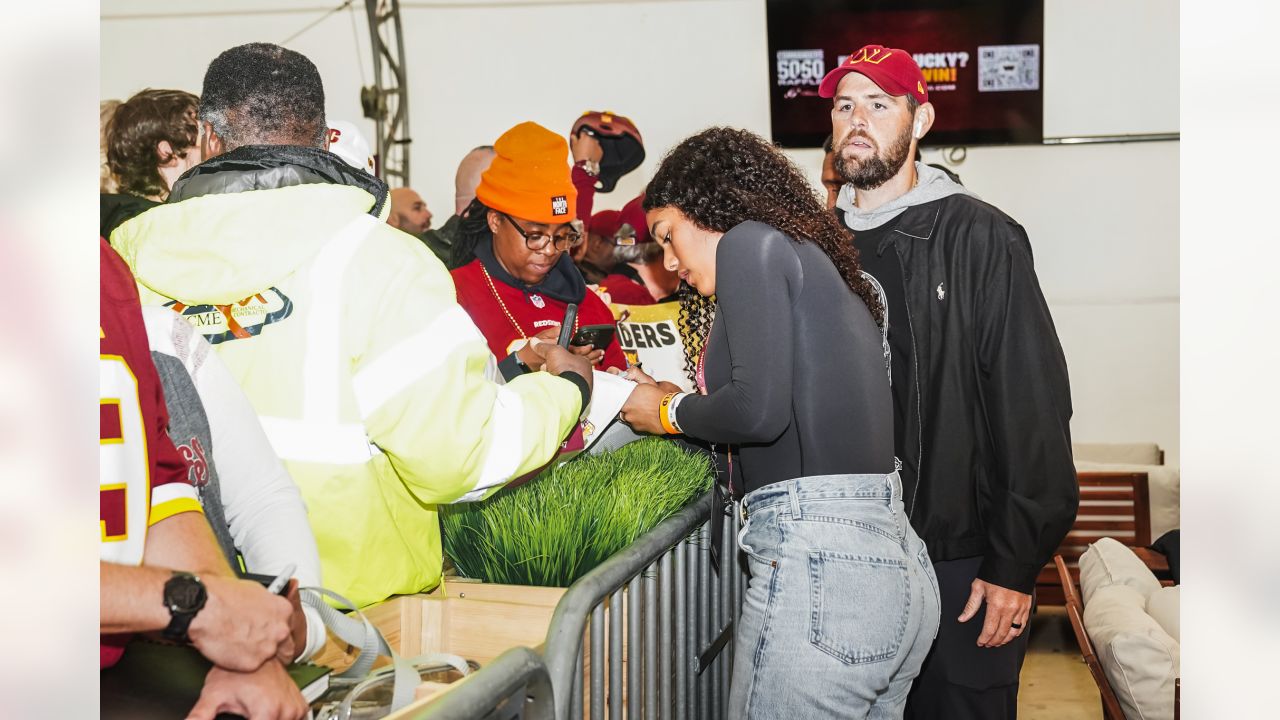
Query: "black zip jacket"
841 195 1078 594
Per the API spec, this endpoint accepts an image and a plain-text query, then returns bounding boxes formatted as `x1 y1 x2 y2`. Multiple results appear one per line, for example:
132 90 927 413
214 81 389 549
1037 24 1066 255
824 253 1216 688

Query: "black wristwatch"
161 571 207 643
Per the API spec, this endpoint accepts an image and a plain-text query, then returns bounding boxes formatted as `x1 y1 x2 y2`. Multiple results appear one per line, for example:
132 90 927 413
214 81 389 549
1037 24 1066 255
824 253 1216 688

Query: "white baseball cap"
326 120 375 175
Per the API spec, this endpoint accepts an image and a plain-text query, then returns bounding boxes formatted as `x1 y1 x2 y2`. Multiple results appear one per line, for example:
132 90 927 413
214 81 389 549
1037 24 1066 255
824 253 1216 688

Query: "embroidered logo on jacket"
178 436 210 488
165 288 294 345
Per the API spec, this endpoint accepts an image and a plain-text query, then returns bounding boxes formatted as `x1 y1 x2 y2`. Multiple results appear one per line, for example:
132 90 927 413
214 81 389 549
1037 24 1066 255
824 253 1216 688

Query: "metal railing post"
407 646 554 720
542 493 715 719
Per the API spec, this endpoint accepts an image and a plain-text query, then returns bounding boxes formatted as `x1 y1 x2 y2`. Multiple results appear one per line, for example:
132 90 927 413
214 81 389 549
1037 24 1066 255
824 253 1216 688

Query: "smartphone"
557 304 579 347
571 323 616 348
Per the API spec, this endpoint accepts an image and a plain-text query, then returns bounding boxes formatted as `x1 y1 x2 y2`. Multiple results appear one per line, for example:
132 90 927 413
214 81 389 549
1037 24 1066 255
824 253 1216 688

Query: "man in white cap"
326 120 375 175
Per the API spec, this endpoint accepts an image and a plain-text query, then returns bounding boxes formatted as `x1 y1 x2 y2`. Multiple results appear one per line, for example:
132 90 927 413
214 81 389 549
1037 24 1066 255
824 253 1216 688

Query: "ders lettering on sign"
616 322 678 349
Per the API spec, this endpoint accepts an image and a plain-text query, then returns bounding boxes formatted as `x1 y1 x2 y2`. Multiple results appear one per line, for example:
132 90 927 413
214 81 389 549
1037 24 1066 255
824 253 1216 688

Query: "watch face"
166 575 206 612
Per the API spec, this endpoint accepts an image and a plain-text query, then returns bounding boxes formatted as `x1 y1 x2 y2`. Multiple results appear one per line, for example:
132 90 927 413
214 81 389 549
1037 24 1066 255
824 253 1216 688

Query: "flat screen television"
767 0 1044 148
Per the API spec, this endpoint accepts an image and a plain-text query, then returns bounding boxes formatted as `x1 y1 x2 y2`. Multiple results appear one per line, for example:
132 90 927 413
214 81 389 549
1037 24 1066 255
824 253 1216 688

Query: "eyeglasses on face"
500 213 582 252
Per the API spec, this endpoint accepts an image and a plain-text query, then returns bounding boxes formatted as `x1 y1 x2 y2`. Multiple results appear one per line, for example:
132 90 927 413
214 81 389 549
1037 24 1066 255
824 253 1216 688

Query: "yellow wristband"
658 392 679 435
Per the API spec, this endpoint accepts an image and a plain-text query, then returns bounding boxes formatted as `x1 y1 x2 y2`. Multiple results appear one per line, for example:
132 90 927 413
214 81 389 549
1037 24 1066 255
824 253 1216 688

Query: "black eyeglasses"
501 213 582 252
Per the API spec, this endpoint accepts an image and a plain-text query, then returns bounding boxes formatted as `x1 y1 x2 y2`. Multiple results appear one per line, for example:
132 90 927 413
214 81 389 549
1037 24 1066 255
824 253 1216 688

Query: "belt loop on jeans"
888 470 903 502
789 480 802 518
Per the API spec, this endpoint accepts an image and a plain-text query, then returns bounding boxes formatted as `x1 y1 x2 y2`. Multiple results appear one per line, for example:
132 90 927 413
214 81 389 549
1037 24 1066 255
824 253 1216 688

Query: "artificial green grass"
440 438 713 587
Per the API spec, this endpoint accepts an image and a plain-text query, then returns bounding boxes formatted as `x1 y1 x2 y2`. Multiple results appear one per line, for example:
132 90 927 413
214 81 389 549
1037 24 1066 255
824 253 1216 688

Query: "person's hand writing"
188 575 294 671
957 578 1032 648
517 328 604 366
515 328 562 368
186 662 309 720
537 344 594 392
619 383 668 435
608 365 683 394
610 365 655 385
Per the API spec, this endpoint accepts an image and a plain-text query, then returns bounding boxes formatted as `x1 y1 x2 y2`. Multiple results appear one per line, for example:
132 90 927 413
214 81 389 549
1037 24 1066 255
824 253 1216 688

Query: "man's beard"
833 124 913 191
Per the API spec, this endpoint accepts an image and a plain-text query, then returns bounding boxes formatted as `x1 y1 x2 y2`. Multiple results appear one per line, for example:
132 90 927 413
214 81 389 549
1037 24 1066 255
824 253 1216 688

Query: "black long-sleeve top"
676 221 894 495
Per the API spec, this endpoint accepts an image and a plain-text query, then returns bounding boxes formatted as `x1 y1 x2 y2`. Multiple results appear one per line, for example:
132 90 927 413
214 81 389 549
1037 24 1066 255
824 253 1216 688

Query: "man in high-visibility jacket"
112 42 593 607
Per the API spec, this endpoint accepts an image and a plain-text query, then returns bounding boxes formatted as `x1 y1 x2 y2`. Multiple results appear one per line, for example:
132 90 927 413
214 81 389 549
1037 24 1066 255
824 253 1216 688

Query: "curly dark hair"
450 197 493 270
644 126 883 385
199 43 326 149
674 283 715 386
106 89 199 199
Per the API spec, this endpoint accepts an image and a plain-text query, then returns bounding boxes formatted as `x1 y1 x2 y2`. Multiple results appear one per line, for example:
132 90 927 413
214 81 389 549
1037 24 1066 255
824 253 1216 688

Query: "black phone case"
571 324 616 347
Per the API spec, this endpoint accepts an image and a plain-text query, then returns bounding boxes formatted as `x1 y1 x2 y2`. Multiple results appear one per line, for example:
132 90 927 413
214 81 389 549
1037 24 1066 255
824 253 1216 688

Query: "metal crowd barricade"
406 646 555 720
541 491 746 719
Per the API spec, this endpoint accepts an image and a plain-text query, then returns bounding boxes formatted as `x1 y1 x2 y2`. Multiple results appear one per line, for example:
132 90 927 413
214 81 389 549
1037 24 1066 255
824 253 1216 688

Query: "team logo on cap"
848 47 893 65
615 224 638 247
552 195 568 216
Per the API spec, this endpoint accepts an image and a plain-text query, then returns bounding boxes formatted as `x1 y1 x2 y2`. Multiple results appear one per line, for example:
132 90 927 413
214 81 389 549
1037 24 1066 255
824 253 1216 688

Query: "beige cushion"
1075 461 1180 538
1073 442 1163 465
1146 586 1180 643
1084 584 1179 720
1078 537 1161 606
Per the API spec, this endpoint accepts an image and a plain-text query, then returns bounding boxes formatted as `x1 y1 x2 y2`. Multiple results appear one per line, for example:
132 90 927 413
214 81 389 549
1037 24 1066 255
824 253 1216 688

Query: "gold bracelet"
658 392 679 435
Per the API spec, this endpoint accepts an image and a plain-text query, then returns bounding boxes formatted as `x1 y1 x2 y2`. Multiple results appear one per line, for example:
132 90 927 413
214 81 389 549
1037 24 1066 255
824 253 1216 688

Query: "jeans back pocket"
807 551 909 665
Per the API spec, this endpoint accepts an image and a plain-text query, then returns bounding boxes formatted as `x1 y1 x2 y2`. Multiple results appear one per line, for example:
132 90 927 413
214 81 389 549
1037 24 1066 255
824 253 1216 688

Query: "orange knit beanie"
475 121 578 224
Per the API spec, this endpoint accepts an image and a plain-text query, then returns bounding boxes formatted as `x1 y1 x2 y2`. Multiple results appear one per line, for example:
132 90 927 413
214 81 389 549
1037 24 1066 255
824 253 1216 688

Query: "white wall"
101 0 1179 459
101 0 771 215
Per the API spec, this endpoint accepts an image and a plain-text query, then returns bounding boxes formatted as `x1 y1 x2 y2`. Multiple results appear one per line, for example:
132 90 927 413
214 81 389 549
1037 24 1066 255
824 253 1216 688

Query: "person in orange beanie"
450 121 627 379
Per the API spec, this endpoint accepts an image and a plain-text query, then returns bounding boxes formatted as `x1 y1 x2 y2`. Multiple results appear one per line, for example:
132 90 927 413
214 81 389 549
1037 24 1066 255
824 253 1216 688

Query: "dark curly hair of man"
644 126 884 385
199 42 326 149
106 89 199 199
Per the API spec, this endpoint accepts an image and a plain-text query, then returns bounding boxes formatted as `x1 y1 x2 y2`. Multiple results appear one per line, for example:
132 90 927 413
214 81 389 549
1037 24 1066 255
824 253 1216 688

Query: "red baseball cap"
588 209 623 239
818 44 928 104
615 194 651 246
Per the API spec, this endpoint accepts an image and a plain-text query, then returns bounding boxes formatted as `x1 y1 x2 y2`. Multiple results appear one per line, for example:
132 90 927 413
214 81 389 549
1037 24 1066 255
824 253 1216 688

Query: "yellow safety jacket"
112 162 581 607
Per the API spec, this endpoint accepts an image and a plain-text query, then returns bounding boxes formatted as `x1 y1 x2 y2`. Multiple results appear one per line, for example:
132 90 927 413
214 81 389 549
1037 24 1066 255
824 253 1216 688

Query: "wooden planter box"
314 580 628 717
313 580 567 671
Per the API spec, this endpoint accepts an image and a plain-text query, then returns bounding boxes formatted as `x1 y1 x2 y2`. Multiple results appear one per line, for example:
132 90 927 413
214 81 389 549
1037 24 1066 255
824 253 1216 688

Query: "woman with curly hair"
618 127 940 718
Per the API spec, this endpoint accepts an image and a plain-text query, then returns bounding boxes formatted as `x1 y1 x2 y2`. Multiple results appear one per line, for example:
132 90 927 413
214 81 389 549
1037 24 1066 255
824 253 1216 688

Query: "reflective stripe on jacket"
112 177 581 607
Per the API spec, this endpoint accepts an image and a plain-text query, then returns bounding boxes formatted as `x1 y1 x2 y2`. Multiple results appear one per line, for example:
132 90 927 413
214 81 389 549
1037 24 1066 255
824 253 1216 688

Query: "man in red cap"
821 45 1077 719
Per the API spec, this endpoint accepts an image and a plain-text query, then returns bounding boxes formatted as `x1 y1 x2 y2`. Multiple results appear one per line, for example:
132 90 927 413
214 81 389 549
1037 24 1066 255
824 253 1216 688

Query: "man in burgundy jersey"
99 239 308 720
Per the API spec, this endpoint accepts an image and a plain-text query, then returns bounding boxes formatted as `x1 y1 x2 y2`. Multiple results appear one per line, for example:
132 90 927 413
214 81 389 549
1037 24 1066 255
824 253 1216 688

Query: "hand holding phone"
570 323 616 349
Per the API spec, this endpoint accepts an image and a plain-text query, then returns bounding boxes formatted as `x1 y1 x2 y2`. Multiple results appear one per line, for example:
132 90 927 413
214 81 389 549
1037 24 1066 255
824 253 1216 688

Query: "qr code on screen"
977 44 1040 92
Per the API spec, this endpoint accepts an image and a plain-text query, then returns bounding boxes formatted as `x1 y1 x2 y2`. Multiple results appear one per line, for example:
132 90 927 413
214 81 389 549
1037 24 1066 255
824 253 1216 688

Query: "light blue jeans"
728 472 941 719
